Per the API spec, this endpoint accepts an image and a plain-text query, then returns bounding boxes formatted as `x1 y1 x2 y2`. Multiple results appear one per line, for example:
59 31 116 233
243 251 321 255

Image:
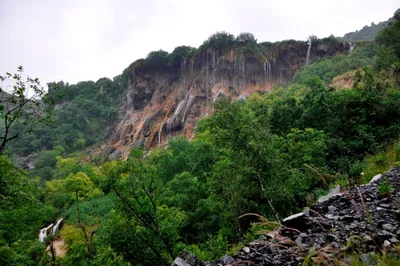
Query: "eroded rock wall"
111 40 351 156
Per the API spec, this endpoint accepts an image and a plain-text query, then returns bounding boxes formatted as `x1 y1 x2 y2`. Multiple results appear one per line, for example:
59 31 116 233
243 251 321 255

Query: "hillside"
341 9 399 41
1 9 400 266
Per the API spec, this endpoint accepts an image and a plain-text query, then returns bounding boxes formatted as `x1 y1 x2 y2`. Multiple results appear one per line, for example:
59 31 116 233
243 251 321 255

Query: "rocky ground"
172 167 400 266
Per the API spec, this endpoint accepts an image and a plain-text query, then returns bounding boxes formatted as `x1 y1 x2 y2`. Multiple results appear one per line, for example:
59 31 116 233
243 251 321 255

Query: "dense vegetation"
6 70 128 160
1 13 400 266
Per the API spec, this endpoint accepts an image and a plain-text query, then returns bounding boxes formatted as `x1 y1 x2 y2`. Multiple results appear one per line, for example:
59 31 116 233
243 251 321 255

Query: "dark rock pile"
172 167 400 266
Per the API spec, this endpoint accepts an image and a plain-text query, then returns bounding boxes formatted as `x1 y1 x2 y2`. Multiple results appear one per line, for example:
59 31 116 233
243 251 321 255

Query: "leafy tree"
65 171 99 264
201 31 235 52
235 32 257 45
145 50 169 69
0 67 56 154
168 46 196 67
375 12 400 78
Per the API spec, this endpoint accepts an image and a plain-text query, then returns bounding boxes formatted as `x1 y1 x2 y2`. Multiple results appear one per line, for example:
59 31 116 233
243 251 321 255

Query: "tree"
0 66 55 155
65 171 97 264
235 32 257 45
145 50 169 69
168 46 196 67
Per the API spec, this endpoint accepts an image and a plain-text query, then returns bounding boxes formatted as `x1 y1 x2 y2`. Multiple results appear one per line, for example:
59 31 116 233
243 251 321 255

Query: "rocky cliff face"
172 167 400 266
111 40 353 156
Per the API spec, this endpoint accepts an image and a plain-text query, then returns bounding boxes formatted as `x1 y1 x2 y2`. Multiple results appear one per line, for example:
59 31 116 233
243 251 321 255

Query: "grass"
362 139 400 184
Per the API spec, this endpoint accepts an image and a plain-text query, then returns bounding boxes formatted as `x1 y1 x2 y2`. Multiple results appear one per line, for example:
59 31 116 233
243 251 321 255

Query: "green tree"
0 67 56 154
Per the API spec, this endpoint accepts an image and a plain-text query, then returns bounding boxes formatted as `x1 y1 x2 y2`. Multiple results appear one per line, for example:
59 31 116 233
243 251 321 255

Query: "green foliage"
375 12 400 75
200 31 235 52
145 50 169 69
168 46 196 67
0 66 58 154
362 139 400 183
378 179 393 197
235 32 257 45
293 43 377 84
0 155 55 265
2 23 400 266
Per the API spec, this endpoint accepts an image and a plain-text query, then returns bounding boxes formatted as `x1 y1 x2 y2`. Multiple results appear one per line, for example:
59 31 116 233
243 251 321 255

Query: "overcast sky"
0 0 398 85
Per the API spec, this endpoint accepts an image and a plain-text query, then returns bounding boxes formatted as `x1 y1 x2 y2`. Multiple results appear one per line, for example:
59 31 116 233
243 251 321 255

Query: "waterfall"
158 122 165 147
182 95 194 124
306 39 312 65
349 42 356 53
268 61 272 81
273 59 276 81
51 219 63 235
174 100 185 118
263 60 267 85
39 223 54 243
212 50 216 83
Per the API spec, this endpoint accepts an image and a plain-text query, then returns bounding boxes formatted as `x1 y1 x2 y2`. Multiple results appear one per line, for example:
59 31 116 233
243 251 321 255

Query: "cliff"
110 39 355 157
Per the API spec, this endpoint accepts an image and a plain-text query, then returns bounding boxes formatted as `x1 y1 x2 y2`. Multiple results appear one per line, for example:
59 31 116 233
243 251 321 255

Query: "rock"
172 258 191 266
328 205 337 212
171 252 199 266
382 224 395 232
359 254 372 265
369 174 383 184
363 235 373 243
170 167 400 266
318 185 342 203
283 212 304 223
378 230 393 239
221 255 234 264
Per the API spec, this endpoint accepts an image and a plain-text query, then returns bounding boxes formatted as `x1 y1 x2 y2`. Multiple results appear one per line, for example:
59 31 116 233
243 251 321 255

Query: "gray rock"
283 212 304 223
295 236 302 245
318 185 342 203
363 235 373 242
222 255 234 264
389 237 400 243
369 174 382 184
328 205 337 212
378 230 393 239
383 240 391 247
359 254 372 264
382 223 395 232
243 247 250 253
172 258 191 266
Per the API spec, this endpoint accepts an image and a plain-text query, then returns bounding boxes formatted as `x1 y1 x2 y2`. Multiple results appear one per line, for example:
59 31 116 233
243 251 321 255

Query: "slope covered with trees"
341 9 399 41
1 12 400 266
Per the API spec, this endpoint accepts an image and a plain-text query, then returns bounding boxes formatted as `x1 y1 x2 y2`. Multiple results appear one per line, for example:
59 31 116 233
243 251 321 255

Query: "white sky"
0 0 398 85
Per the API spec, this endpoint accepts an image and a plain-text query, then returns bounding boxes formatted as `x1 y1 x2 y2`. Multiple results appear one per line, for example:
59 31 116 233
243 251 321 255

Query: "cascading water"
349 42 356 53
39 223 54 242
273 59 276 81
212 50 216 83
268 61 272 81
51 218 63 235
158 122 165 147
306 39 312 65
263 60 267 85
39 218 64 242
174 100 185 118
182 95 194 124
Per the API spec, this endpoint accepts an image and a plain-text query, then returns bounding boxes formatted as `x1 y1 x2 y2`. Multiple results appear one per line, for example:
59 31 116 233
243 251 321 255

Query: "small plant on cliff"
378 180 393 197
